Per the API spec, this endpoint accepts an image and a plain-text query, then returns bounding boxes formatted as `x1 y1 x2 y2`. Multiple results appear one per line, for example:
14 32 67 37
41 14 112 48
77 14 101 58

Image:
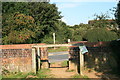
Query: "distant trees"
68 24 91 41
115 1 120 28
89 13 117 29
2 2 120 44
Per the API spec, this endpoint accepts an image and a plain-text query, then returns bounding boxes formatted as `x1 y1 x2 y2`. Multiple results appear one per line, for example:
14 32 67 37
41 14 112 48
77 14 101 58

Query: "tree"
115 1 120 28
92 13 109 28
2 2 62 44
41 21 72 44
28 2 62 42
2 13 35 44
90 13 117 29
68 23 91 42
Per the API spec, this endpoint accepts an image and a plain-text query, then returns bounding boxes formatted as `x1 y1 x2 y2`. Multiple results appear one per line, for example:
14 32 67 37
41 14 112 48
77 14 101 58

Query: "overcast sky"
50 0 118 26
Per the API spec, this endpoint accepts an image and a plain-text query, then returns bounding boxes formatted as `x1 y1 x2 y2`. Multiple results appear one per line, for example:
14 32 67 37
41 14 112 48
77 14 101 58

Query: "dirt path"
49 61 103 78
83 69 103 78
49 62 76 78
48 61 119 79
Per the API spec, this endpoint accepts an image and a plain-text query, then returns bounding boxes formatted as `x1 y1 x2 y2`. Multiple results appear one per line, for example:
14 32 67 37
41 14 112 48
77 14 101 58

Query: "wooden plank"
32 44 74 48
41 58 48 60
32 48 36 73
37 47 41 70
79 50 84 75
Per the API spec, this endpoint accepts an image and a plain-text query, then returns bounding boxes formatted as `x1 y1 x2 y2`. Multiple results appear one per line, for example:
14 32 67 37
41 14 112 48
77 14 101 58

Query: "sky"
50 0 119 26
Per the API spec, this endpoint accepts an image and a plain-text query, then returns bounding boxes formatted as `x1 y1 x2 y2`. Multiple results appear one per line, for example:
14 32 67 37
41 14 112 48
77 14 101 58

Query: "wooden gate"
31 44 85 75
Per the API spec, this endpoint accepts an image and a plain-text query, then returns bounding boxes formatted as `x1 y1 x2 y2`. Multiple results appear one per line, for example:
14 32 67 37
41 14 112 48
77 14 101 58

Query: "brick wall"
0 43 45 72
70 41 117 72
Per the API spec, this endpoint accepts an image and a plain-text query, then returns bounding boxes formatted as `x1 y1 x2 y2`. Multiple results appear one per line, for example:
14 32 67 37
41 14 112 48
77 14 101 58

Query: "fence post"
32 47 36 73
68 47 78 73
79 50 84 75
37 47 41 70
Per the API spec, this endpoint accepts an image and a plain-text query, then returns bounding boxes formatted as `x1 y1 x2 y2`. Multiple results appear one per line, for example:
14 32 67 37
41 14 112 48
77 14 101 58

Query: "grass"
48 47 68 53
61 60 68 67
72 74 89 79
50 62 55 64
66 69 75 72
2 72 28 78
2 68 53 79
36 69 54 78
0 75 2 80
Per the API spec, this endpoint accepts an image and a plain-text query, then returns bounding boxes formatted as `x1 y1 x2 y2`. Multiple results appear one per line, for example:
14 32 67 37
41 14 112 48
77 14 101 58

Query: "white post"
53 33 55 49
68 39 70 43
53 33 55 44
37 47 41 70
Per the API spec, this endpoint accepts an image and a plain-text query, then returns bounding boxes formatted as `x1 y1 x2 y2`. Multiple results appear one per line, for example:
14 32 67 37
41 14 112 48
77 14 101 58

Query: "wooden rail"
32 44 72 48
32 43 83 48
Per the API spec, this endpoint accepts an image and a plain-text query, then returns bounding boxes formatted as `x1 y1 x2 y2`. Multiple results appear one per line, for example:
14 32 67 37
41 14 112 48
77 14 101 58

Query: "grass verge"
61 60 68 67
48 47 68 53
2 68 53 78
72 74 89 79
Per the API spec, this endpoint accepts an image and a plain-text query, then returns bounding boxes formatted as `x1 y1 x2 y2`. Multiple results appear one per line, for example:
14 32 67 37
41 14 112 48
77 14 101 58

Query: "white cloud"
51 0 118 2
58 3 80 9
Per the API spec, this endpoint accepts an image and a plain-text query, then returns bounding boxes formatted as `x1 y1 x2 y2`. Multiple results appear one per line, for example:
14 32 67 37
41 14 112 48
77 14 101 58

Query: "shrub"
83 28 118 42
110 40 120 74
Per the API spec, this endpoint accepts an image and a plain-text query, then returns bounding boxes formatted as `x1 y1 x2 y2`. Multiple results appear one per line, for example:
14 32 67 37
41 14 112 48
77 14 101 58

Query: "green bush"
41 35 53 44
110 40 120 74
83 28 118 42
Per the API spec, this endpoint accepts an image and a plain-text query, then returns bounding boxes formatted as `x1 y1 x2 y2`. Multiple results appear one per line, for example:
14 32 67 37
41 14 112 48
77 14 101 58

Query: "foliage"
55 21 72 43
2 13 35 44
41 35 53 44
117 30 120 38
2 2 119 44
2 2 62 44
69 23 91 42
41 21 72 44
110 40 120 74
94 13 110 20
28 2 62 43
115 1 120 28
83 28 118 42
90 13 117 28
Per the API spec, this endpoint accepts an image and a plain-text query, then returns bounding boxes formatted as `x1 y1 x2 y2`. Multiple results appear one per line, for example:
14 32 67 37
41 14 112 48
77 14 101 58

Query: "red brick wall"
0 43 45 72
0 43 45 49
69 41 110 47
69 41 116 72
